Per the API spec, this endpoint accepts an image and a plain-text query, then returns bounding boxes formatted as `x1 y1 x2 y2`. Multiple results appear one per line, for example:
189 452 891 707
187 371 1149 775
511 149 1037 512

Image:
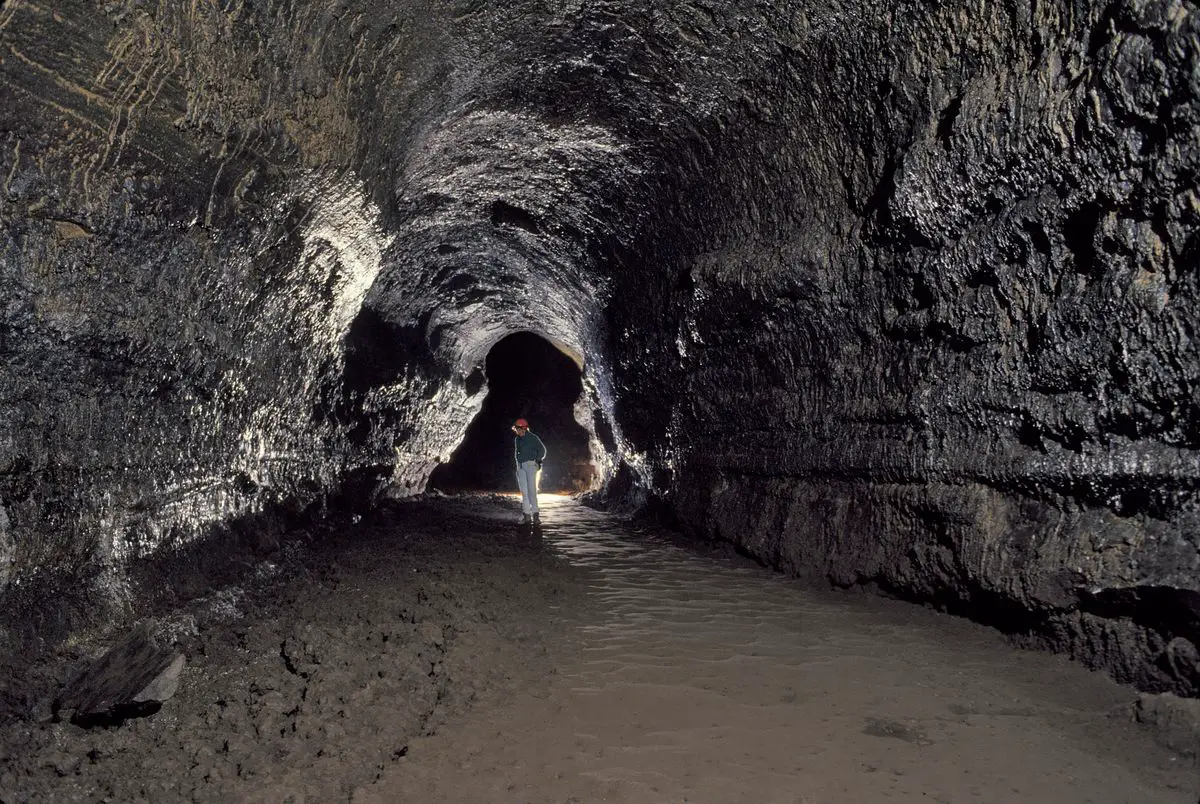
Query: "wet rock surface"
1 0 1199 704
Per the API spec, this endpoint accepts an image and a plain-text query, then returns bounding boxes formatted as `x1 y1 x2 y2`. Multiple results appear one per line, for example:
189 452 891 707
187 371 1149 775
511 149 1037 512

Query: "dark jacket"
514 432 547 466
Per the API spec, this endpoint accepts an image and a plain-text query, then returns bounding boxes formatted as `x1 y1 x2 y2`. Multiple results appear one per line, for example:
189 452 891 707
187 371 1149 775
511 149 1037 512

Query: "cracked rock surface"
0 497 573 801
1 0 1199 696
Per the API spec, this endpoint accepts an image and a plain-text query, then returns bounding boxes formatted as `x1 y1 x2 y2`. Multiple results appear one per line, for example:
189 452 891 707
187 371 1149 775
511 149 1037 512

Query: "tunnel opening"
430 332 595 494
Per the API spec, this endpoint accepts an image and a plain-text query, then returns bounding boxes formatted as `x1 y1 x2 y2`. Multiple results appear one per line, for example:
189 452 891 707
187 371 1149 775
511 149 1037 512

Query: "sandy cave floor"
0 494 1196 803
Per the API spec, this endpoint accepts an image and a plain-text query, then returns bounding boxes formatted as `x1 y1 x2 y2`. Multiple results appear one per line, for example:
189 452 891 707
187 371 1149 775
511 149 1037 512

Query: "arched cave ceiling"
1 0 1199 692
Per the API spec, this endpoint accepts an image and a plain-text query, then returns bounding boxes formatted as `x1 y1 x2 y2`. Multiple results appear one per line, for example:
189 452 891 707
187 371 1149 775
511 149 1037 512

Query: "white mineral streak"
0 502 12 589
99 171 391 565
579 368 620 486
300 173 394 337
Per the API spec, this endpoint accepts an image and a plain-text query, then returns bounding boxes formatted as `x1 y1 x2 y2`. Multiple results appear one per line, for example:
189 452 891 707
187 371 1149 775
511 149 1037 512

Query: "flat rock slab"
55 621 185 725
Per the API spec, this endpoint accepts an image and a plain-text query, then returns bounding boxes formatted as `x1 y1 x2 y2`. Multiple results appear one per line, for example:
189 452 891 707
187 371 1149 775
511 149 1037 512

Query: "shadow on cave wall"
430 332 594 493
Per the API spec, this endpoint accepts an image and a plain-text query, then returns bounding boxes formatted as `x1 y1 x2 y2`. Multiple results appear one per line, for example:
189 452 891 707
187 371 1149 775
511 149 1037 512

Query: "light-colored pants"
516 460 540 515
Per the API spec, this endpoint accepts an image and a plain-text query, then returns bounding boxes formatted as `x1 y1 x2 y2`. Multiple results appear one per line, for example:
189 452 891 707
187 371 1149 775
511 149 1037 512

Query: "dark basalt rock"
1 0 1198 700
54 621 186 727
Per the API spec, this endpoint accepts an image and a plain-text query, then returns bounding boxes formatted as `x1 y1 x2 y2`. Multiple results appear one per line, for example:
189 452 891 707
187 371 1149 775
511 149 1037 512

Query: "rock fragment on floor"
54 620 186 726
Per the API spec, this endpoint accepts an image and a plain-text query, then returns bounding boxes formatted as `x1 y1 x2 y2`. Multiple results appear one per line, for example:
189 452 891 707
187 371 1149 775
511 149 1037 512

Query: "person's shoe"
532 512 541 526
521 513 532 525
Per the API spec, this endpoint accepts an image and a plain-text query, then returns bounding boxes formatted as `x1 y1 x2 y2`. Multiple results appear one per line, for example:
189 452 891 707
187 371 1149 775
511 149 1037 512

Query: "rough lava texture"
1 0 1198 697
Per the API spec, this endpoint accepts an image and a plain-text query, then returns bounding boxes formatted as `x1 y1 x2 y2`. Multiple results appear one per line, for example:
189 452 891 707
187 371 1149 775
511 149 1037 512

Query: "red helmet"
514 418 529 428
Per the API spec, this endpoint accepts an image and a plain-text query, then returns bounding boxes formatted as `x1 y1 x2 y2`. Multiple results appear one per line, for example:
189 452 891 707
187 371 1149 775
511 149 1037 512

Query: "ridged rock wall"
608 0 1200 695
0 0 468 643
2 0 1198 697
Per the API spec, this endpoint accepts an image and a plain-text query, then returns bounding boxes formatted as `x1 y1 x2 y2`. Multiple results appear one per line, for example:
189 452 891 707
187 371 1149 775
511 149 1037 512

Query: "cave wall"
0 0 646 645
2 0 1198 696
0 0 463 641
603 0 1200 694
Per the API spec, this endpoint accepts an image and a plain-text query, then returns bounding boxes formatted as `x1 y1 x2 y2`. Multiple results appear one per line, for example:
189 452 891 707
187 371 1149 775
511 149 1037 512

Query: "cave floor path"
365 496 1194 804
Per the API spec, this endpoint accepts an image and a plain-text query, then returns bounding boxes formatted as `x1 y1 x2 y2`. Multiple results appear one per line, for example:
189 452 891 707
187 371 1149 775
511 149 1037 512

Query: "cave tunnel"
429 332 595 494
1 0 1200 798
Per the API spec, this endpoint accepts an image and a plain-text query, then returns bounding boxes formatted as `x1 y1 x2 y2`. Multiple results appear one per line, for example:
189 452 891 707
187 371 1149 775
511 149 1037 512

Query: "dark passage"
430 332 594 493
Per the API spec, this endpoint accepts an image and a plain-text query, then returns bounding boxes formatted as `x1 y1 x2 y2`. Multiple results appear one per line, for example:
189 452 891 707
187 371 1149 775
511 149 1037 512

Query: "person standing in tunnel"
512 418 547 525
